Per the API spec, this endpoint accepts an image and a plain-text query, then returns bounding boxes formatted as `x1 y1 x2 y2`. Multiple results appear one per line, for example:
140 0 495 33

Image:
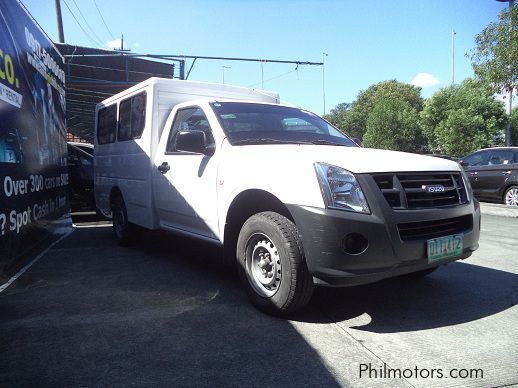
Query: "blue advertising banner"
0 0 70 276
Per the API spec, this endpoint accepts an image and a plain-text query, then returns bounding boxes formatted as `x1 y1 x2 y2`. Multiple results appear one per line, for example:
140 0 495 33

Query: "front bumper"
286 198 481 287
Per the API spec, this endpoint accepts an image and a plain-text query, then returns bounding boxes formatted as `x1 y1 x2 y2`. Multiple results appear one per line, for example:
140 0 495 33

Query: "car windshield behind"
210 102 358 147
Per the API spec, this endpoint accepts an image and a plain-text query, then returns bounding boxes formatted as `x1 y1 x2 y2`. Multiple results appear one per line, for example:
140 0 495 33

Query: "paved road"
0 214 517 387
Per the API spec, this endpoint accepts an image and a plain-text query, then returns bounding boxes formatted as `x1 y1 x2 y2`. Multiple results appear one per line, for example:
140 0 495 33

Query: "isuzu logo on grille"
422 185 445 193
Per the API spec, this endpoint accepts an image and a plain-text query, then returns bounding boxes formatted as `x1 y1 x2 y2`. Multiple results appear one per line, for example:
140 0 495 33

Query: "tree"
420 79 508 156
469 6 517 95
511 107 518 145
323 102 351 133
330 80 424 141
362 98 424 152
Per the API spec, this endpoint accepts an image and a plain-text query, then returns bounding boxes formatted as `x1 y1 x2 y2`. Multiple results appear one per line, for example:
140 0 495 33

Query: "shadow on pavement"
0 226 340 387
295 261 518 333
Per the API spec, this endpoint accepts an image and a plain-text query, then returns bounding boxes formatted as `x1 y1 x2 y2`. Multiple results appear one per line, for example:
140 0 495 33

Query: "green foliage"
420 79 508 156
323 102 351 133
469 6 517 94
511 107 518 146
335 80 424 141
362 98 424 152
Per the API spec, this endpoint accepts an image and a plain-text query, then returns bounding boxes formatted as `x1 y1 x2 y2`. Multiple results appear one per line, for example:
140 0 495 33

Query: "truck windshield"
210 102 358 147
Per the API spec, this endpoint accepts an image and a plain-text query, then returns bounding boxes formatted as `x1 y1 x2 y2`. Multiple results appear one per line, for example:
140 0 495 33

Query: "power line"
71 0 104 46
93 0 115 41
247 66 300 88
61 0 101 47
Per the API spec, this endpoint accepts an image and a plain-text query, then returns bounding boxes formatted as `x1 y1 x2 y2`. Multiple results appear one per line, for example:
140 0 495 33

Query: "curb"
480 202 518 218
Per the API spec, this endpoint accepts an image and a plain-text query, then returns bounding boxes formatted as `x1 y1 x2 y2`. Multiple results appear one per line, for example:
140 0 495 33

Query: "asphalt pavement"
0 210 517 387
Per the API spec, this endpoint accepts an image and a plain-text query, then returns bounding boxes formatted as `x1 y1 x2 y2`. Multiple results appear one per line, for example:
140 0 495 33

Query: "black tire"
400 266 439 279
111 195 136 246
236 211 314 315
504 185 518 207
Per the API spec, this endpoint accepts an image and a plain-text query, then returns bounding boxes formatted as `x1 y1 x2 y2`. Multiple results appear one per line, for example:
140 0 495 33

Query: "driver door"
153 106 220 241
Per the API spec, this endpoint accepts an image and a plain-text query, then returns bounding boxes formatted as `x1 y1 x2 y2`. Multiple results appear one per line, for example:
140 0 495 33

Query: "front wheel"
504 185 518 207
236 212 314 315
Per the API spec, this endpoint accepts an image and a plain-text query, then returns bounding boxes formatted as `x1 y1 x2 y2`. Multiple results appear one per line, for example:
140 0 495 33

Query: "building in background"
55 44 182 142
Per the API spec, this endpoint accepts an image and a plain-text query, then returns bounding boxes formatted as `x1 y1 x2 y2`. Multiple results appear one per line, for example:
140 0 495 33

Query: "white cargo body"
94 78 279 230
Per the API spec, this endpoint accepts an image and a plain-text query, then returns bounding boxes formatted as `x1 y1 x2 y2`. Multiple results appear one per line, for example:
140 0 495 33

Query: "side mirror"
175 130 214 156
459 160 468 167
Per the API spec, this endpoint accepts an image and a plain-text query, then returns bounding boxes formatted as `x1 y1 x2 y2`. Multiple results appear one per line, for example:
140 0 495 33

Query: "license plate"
427 234 464 263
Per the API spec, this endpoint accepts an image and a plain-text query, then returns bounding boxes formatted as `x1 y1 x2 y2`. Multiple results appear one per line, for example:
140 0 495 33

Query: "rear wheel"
111 195 136 246
236 212 314 315
504 185 518 207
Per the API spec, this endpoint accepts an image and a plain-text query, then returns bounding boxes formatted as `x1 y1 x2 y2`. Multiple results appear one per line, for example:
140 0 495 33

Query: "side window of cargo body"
166 107 215 153
97 105 117 144
118 92 146 141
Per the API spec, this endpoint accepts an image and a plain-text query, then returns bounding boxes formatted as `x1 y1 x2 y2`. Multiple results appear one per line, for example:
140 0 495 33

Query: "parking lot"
1 211 517 387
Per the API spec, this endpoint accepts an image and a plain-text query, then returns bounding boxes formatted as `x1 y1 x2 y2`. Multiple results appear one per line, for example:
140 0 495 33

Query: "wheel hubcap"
506 188 518 206
245 234 281 297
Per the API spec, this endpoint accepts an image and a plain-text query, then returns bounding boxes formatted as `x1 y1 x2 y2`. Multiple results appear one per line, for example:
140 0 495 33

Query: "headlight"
314 163 370 213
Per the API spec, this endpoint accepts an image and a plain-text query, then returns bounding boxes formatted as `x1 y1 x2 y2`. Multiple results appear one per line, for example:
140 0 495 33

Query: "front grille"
373 172 468 209
398 215 473 242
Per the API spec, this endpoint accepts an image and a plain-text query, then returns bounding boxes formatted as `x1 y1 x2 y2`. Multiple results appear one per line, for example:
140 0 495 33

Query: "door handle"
470 172 478 175
158 162 170 173
503 171 511 175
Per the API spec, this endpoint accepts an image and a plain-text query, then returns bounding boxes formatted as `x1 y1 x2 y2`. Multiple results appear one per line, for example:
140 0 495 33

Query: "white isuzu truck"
94 77 480 315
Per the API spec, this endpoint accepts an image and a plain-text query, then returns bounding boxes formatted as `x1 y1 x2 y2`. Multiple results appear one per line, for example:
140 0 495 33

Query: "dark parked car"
67 142 95 211
459 147 518 206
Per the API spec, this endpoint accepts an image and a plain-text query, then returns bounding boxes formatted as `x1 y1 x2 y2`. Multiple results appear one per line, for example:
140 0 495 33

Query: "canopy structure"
57 44 183 142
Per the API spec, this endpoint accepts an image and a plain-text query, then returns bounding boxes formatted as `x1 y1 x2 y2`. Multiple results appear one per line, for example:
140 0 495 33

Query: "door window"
166 107 214 153
463 150 490 167
488 149 513 165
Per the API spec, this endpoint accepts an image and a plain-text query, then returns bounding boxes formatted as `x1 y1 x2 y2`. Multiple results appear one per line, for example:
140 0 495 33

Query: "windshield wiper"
232 138 312 145
310 139 346 146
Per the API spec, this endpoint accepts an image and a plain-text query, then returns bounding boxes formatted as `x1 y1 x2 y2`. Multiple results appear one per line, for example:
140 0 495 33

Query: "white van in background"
95 78 480 315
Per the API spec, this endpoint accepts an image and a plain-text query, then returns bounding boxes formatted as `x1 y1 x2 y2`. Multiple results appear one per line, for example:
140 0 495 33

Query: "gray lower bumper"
286 200 481 287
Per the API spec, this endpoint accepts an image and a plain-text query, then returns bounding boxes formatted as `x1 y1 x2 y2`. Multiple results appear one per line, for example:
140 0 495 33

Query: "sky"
21 0 509 116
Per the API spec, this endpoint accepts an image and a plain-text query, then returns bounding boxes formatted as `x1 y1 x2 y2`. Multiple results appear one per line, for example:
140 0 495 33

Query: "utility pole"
261 61 265 89
451 29 456 84
55 0 65 43
322 52 328 114
118 34 130 52
505 0 515 146
222 66 230 84
497 0 515 146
